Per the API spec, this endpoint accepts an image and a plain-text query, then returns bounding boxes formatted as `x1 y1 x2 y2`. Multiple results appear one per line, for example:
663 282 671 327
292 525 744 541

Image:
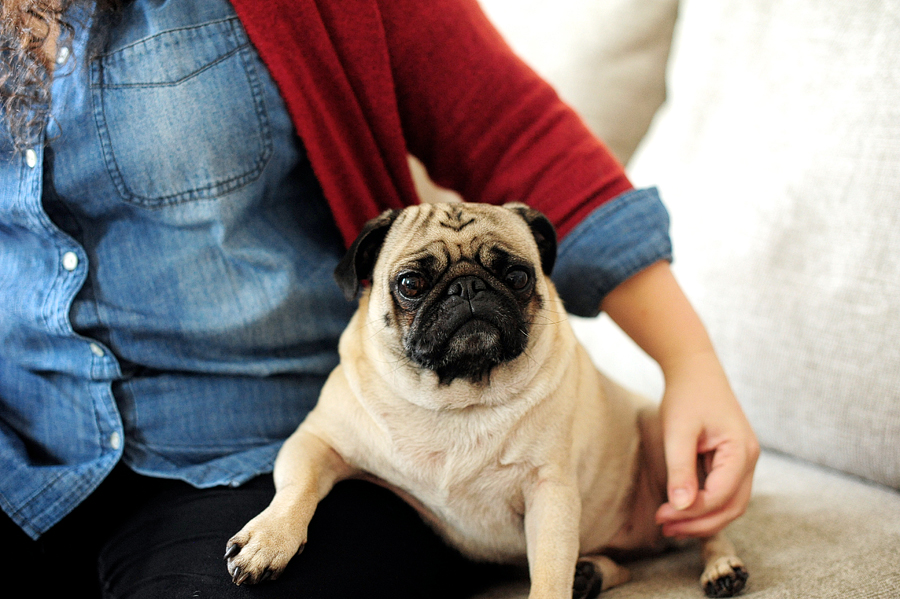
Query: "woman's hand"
653 349 758 537
601 261 759 539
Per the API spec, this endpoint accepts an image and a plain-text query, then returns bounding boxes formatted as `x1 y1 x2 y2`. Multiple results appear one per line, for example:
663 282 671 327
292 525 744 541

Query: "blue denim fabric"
0 0 671 540
554 187 673 317
0 0 353 539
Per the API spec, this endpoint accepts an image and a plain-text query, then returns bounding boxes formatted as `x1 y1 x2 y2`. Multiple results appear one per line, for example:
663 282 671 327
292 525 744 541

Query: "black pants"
2 467 517 598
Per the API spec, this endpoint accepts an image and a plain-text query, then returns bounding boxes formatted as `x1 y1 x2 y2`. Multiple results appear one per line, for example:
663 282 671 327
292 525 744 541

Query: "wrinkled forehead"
381 203 537 272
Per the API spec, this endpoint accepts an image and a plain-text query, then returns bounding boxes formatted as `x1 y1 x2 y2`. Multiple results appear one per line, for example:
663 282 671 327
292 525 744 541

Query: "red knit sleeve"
229 0 420 248
378 0 633 238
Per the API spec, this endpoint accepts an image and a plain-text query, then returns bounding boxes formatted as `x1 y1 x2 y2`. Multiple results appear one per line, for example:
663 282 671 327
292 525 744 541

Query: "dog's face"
335 203 557 386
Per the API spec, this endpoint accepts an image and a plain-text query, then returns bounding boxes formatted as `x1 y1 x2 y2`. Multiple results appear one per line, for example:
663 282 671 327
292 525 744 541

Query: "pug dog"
224 202 748 598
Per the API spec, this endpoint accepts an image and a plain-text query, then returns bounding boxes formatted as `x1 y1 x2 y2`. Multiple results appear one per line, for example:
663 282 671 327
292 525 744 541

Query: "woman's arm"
601 260 760 538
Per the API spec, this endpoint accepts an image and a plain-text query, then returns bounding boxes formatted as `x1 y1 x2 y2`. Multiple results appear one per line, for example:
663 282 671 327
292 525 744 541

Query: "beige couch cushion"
628 0 900 489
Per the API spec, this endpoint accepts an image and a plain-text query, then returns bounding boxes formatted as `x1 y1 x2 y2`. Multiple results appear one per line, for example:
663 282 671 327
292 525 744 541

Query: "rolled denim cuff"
552 187 673 317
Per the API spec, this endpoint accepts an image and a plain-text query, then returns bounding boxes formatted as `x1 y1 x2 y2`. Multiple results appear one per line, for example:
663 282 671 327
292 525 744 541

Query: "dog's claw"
224 543 241 560
703 565 748 598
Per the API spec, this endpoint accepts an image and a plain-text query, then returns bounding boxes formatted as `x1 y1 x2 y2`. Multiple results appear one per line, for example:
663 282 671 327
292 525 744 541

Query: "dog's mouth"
445 318 504 359
406 298 529 385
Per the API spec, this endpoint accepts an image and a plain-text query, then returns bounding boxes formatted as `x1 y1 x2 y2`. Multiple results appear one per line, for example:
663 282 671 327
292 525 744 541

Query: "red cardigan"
229 0 633 247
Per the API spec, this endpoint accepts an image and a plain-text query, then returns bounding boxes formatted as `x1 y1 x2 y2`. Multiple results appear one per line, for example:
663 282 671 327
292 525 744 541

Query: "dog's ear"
334 209 400 301
504 203 557 276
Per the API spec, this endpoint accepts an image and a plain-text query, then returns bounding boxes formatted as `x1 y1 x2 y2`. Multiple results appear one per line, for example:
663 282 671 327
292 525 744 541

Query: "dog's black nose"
447 275 487 300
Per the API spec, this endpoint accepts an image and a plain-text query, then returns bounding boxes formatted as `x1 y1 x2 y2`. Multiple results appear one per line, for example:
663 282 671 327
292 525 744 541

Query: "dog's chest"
362 421 534 561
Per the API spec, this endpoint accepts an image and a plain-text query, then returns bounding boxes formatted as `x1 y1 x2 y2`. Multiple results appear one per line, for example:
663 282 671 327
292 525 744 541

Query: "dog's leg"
572 555 632 599
699 532 748 597
225 428 355 585
523 477 582 599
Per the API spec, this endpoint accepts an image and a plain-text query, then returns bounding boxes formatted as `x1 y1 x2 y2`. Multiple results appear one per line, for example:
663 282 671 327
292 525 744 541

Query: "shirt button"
62 251 79 271
109 432 122 451
56 45 71 65
89 343 106 358
25 149 38 168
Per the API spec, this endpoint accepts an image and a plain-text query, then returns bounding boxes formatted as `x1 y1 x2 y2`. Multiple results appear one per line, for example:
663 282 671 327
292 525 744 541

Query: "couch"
417 0 900 596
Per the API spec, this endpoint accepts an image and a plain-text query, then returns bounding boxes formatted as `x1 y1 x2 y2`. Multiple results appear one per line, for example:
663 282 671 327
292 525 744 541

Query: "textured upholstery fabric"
628 0 900 491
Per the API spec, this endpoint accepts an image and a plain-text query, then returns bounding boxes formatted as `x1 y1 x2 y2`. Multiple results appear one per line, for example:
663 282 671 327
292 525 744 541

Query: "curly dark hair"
0 0 120 153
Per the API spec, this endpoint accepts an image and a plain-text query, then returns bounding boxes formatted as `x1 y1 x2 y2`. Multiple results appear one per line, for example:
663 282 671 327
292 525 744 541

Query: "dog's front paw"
701 556 748 598
225 511 307 586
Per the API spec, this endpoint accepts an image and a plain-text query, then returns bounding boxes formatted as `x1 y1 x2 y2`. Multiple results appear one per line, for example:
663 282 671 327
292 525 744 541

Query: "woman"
0 0 758 596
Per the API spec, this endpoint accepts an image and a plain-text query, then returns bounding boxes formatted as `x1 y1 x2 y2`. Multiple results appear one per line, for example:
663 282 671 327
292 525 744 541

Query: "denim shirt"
0 0 671 539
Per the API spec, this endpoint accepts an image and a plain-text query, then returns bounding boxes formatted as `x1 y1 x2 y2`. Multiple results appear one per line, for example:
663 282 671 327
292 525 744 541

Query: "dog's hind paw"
572 560 604 599
572 555 631 597
701 556 748 598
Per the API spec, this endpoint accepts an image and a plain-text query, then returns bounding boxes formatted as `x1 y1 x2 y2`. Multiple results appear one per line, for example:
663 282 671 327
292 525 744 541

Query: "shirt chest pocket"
91 17 272 207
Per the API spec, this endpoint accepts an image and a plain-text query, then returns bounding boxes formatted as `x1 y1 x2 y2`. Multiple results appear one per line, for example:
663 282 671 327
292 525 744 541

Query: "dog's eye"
397 273 429 299
504 267 530 291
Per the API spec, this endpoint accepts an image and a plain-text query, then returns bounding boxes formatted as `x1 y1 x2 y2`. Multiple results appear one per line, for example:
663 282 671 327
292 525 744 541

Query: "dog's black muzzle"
406 274 529 384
